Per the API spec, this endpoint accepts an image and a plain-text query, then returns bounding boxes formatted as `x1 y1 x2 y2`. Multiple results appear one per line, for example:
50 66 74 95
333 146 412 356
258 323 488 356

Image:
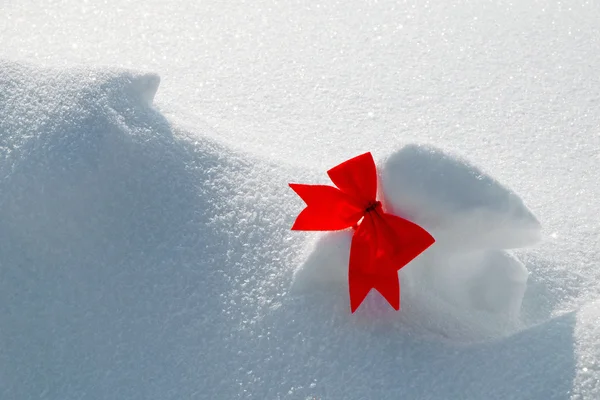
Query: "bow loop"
327 152 377 208
289 184 364 231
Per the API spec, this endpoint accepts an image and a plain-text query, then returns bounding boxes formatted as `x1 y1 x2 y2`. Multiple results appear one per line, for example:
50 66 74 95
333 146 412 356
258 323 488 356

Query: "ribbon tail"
374 267 400 311
348 214 401 312
349 263 400 312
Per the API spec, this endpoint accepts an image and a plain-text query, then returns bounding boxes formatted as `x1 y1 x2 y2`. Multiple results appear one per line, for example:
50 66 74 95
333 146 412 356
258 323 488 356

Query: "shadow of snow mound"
247 295 578 400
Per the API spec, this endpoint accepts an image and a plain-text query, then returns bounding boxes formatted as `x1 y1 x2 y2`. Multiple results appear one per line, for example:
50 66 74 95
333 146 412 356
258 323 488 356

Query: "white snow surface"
1 0 600 399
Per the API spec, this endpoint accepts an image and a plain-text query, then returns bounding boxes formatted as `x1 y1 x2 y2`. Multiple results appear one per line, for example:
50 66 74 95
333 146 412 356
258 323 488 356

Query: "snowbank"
1 60 598 399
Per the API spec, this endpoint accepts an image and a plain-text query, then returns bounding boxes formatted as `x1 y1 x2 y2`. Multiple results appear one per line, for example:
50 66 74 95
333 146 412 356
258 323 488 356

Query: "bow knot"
290 152 435 313
365 201 381 213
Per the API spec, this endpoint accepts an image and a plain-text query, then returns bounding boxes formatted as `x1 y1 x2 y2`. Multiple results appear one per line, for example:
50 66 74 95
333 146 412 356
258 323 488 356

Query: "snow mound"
381 145 541 251
0 61 178 265
1 60 598 400
292 145 536 338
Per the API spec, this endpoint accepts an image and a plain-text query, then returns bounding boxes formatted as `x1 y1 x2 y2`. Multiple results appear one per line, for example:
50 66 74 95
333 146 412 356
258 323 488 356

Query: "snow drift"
0 60 598 399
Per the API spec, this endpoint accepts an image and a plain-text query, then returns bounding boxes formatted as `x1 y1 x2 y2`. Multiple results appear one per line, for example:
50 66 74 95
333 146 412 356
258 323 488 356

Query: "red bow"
290 152 435 312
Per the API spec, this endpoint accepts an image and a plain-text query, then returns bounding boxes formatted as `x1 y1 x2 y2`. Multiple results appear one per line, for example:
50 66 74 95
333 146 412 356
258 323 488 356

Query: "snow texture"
1 0 600 398
381 145 541 251
0 59 598 400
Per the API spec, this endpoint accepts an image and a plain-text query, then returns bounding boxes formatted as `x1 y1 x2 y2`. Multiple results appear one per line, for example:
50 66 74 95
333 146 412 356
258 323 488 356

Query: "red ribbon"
290 152 435 312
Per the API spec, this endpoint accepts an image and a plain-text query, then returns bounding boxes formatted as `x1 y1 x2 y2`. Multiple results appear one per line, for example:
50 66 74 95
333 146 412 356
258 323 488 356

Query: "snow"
1 0 600 399
0 60 305 399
